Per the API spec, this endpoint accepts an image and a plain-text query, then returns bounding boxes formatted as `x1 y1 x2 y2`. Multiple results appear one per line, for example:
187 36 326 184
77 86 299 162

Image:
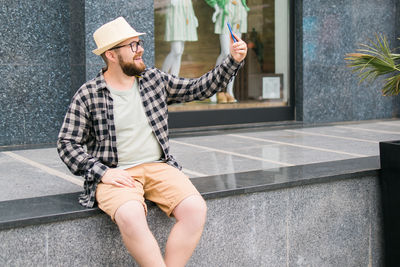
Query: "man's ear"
105 50 118 63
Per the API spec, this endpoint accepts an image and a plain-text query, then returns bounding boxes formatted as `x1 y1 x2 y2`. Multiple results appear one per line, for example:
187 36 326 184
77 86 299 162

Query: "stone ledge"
0 156 380 231
0 174 382 266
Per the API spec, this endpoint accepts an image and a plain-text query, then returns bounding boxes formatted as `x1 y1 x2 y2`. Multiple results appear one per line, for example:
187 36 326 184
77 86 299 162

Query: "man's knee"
115 200 147 233
174 195 207 227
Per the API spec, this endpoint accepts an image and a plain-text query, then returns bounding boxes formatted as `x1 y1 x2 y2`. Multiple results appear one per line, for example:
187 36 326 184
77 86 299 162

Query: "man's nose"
136 44 144 53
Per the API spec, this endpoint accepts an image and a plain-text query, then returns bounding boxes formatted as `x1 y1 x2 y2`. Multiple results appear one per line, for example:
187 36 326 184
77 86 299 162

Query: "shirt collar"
95 68 144 91
95 68 108 92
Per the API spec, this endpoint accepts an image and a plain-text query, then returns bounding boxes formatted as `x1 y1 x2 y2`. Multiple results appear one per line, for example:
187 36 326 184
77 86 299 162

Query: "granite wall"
0 1 80 146
0 0 154 147
295 0 400 123
0 175 382 266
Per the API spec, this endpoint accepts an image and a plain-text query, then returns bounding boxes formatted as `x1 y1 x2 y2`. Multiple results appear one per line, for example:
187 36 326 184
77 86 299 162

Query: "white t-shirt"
107 79 163 169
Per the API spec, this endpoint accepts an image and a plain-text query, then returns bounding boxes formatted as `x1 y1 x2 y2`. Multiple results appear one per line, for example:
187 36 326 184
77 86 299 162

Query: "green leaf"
345 33 400 95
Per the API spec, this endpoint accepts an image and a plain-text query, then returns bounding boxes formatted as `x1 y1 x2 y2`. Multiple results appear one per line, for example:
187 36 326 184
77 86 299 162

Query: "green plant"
345 34 400 96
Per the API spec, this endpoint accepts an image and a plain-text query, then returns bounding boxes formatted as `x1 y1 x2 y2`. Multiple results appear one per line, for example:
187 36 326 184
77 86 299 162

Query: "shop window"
154 0 290 112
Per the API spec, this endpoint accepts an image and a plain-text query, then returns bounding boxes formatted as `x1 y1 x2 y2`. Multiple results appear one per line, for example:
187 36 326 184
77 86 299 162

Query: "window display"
162 0 199 76
154 0 290 112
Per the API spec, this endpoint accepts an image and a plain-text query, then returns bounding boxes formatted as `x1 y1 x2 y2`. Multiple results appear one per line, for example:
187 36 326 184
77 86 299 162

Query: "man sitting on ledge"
57 16 247 266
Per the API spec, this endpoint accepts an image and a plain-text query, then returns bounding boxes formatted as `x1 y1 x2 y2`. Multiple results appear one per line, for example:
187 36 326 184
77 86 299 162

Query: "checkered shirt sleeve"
57 81 112 208
165 55 243 103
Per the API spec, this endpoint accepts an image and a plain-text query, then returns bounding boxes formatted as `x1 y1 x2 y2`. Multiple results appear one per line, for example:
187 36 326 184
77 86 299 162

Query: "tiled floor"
1 119 400 201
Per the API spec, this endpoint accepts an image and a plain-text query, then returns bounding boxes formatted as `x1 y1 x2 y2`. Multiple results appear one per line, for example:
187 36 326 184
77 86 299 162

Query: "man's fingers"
233 42 247 54
120 173 132 180
112 171 135 187
113 178 135 188
101 169 136 187
121 176 135 187
233 41 246 48
235 47 247 54
231 31 240 42
113 181 125 188
118 170 135 186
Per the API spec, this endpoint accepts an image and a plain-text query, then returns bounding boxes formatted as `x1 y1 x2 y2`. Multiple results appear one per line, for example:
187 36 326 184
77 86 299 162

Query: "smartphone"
227 23 237 43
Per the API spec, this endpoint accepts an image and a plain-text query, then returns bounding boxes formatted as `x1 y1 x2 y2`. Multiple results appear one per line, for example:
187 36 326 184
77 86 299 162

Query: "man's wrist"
228 54 243 66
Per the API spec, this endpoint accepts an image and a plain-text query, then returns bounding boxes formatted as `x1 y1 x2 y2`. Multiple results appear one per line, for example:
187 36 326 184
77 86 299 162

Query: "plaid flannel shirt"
57 55 243 208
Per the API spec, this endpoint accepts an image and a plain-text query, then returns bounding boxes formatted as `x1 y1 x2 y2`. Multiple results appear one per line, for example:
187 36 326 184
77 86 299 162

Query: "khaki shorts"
96 162 201 221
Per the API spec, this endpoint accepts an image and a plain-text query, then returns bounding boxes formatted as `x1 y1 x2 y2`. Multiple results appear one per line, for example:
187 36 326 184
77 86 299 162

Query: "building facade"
1 0 399 146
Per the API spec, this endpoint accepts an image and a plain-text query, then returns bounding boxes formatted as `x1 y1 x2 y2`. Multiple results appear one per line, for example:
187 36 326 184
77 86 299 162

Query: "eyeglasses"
109 40 144 53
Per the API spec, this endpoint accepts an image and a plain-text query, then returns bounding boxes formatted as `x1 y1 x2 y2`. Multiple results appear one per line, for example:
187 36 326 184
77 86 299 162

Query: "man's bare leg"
115 200 166 267
164 195 207 267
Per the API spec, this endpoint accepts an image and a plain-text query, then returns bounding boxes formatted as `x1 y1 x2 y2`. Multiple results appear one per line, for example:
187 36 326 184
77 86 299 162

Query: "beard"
117 53 146 76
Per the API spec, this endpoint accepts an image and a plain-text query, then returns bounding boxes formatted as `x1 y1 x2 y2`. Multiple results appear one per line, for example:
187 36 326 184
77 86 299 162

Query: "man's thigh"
133 163 201 217
96 180 147 221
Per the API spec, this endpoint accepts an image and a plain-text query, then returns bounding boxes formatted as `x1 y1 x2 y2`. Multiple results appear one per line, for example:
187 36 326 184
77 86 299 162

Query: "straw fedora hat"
92 17 145 55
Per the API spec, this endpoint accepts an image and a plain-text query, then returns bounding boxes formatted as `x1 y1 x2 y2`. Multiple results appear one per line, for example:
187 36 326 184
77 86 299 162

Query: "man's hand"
101 168 135 188
229 32 248 63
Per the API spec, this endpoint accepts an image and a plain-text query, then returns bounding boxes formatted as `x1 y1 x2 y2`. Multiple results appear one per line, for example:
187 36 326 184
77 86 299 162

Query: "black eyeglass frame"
109 40 144 53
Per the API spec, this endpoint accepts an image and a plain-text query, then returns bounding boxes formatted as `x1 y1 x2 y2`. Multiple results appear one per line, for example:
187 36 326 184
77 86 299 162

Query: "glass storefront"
154 0 293 127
